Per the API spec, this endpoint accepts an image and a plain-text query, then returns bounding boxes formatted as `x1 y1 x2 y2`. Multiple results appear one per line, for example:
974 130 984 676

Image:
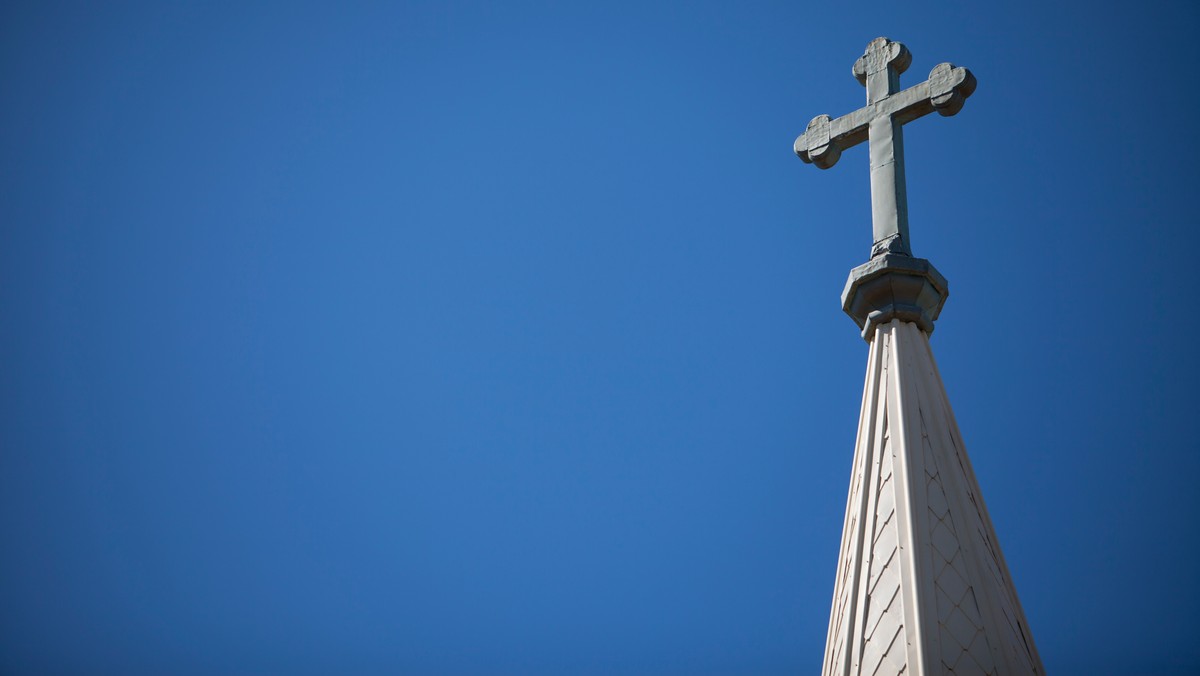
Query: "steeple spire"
794 39 1042 675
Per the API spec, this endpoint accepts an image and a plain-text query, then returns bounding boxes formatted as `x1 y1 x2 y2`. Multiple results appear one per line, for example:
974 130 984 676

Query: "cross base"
841 254 948 341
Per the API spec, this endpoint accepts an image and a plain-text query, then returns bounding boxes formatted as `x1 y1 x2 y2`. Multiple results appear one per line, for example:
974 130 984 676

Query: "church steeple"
823 320 1042 674
794 39 1042 675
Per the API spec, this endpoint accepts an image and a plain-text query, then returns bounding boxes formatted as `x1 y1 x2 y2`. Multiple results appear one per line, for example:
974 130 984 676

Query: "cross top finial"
853 38 912 103
794 38 975 258
853 38 911 80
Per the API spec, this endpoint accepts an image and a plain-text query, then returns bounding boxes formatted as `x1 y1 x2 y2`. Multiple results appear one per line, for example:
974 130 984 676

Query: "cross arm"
793 62 975 169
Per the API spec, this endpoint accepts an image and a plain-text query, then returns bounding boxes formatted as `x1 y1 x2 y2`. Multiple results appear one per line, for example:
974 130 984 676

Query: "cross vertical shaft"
869 115 909 256
857 37 912 256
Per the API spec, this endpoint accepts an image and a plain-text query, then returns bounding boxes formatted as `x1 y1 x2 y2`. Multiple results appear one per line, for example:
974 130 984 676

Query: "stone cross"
794 38 975 257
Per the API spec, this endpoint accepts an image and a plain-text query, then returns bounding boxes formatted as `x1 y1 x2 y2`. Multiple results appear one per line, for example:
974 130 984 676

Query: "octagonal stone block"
841 254 948 342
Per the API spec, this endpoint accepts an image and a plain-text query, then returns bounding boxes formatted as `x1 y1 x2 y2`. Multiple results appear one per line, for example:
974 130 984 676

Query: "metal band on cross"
794 37 975 258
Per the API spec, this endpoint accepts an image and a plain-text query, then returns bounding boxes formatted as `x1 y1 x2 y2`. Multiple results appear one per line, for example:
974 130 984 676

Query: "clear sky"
2 1 1198 674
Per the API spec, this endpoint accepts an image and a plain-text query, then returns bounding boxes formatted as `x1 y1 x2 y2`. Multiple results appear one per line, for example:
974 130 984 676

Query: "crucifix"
794 37 976 258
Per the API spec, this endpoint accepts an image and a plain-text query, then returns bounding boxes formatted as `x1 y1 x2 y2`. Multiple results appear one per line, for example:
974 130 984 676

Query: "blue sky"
2 1 1198 674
